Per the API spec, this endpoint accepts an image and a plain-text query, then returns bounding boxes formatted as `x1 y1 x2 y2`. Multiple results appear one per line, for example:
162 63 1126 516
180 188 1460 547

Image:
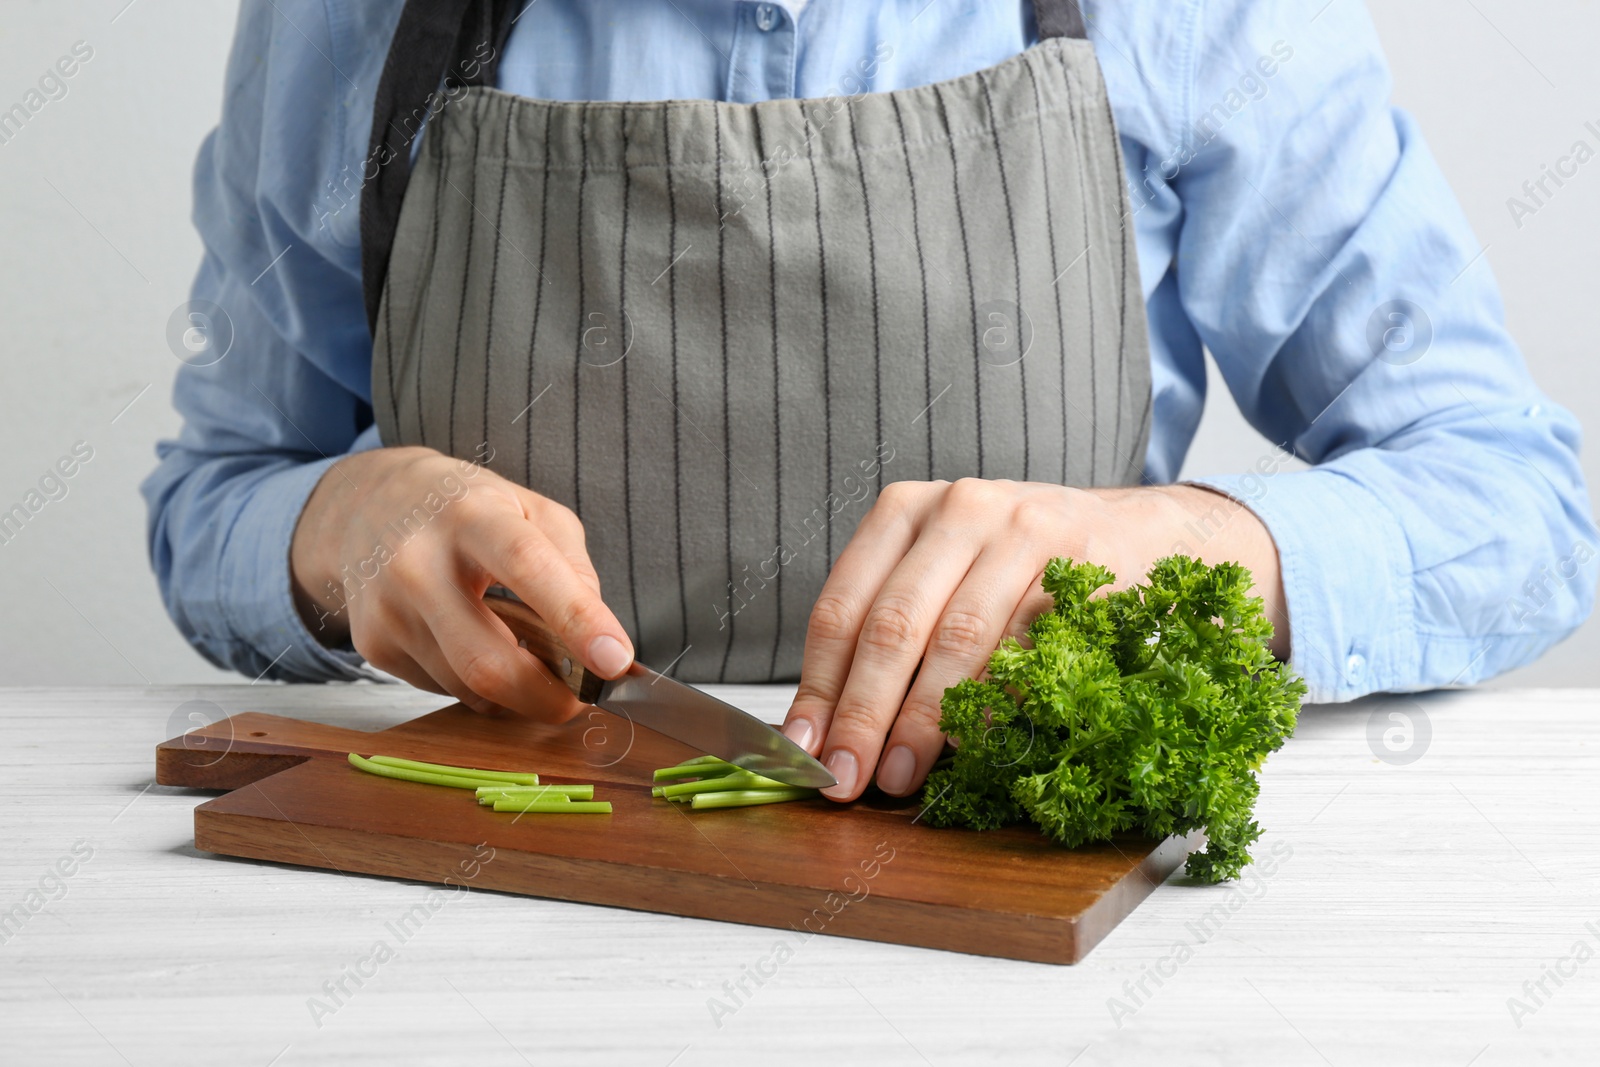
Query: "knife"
481 591 836 789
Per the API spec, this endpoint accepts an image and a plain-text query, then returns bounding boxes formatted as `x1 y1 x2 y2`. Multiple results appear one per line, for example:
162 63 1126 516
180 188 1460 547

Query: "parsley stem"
652 759 741 782
475 784 593 802
349 753 518 790
492 799 612 814
480 780 601 796
659 771 788 798
1057 728 1118 764
689 788 817 810
366 755 540 785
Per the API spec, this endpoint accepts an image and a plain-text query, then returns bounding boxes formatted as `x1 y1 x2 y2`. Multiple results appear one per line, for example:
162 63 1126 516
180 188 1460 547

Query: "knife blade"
482 591 836 789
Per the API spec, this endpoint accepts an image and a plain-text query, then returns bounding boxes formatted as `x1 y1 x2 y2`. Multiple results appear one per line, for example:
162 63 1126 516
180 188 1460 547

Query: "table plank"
1 685 1596 1065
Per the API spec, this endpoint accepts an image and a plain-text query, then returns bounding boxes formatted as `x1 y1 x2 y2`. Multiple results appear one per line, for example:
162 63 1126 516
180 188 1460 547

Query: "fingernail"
782 718 814 753
587 634 631 678
820 749 858 799
876 745 916 796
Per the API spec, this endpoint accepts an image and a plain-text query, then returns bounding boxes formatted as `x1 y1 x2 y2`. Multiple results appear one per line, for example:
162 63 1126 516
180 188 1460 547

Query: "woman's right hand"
289 445 632 719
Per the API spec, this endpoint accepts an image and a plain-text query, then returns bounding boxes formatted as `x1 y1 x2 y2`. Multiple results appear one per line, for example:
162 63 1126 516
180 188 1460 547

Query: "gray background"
0 0 1595 687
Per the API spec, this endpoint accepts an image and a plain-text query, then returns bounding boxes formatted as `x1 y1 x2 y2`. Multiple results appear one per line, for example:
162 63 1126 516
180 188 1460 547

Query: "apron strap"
1032 0 1088 40
360 0 516 336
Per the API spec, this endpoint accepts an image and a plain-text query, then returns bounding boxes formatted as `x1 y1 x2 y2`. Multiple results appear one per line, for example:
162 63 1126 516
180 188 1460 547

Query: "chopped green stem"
492 800 612 814
475 784 593 799
689 788 817 810
366 755 539 785
652 760 740 782
659 771 788 798
479 792 571 806
349 753 510 790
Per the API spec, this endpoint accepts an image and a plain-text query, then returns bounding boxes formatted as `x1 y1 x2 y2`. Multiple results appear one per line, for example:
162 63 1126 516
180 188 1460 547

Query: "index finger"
418 583 585 721
780 483 935 792
459 510 634 680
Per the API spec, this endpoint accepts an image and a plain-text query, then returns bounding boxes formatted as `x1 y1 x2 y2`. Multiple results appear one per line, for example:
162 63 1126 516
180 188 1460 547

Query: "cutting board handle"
483 594 605 705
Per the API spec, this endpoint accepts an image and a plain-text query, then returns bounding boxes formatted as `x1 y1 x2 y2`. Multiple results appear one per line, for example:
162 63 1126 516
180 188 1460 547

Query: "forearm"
1157 0 1594 699
1191 413 1595 702
141 250 379 684
141 442 373 683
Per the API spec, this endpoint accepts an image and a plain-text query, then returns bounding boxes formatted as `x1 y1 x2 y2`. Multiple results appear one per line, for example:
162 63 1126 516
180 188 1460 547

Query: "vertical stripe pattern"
372 38 1152 682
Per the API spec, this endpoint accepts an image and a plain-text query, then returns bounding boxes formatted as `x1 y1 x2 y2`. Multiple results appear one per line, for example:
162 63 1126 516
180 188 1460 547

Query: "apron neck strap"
361 0 515 336
1032 0 1088 40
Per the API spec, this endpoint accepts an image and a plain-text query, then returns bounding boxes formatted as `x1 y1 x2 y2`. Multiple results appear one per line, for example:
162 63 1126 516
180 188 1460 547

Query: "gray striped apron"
362 0 1151 683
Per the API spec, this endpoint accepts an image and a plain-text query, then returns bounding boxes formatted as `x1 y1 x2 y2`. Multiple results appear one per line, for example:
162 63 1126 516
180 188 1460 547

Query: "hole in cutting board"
249 731 268 737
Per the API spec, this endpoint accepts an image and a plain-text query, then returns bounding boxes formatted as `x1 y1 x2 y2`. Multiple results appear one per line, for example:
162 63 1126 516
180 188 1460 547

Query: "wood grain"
156 701 1185 964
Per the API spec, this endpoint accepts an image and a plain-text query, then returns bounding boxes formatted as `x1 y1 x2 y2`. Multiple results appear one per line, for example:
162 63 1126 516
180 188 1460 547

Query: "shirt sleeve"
139 0 400 682
1161 0 1595 701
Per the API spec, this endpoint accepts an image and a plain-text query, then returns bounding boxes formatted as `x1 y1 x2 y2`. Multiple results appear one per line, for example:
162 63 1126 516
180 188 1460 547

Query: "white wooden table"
1 685 1595 1065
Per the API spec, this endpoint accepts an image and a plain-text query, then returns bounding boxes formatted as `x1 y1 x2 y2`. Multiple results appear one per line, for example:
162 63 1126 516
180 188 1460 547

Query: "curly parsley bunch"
919 555 1304 883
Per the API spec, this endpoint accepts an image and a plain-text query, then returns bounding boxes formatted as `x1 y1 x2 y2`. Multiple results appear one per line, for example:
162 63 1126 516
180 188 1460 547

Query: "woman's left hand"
779 479 1286 802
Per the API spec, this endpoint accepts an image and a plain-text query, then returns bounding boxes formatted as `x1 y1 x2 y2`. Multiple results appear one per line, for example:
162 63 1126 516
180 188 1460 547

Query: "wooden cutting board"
157 703 1190 964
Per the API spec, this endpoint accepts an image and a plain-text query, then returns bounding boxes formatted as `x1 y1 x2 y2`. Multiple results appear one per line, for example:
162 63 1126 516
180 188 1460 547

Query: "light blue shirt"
142 0 1596 701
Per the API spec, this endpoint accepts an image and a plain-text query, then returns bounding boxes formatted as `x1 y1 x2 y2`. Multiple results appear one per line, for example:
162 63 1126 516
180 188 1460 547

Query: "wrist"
289 460 357 645
289 446 429 644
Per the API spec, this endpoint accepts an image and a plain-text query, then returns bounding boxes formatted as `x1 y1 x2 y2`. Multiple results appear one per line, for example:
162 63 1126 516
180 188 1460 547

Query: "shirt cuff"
219 456 378 683
1186 468 1417 703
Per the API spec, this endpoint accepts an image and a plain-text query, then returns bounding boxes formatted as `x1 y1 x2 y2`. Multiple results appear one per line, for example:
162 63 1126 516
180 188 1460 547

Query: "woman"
143 0 1594 803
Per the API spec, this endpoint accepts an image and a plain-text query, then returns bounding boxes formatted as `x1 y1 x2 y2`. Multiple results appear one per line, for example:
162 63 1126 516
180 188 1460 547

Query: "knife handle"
483 595 605 705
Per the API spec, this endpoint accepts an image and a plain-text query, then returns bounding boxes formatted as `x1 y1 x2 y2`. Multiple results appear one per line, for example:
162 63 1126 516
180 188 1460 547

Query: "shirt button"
755 4 779 31
1345 653 1366 682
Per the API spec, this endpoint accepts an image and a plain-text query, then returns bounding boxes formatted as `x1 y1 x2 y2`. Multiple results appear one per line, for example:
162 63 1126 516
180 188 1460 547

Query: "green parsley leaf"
918 555 1305 883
